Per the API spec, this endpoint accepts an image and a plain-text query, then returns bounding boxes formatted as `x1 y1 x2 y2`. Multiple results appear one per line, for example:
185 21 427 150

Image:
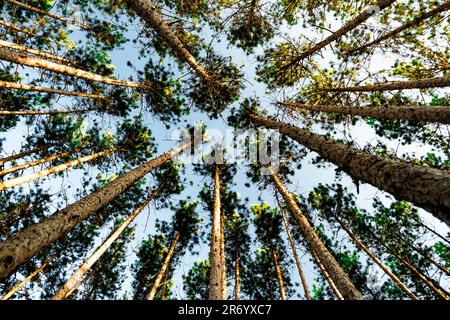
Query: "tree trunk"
220 213 227 299
279 202 312 300
52 187 162 300
250 113 450 226
0 20 54 43
208 164 226 300
0 40 78 66
0 109 94 116
0 80 108 100
271 248 287 300
0 147 85 177
3 0 92 31
335 216 418 300
283 0 396 67
125 0 211 81
66 264 101 299
0 147 117 191
310 249 344 300
268 167 363 300
0 142 191 281
0 47 153 91
281 102 450 124
147 233 180 300
160 265 170 300
0 144 57 166
234 252 240 300
347 1 450 54
0 257 53 300
317 76 450 92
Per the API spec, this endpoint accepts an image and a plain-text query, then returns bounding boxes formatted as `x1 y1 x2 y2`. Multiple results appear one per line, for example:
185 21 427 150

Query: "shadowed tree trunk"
347 1 450 54
268 167 363 300
52 187 162 300
316 76 450 92
0 109 94 116
0 147 118 191
209 164 226 300
280 102 450 124
147 233 180 300
125 0 212 81
0 257 54 300
250 113 450 226
0 144 58 166
0 142 191 281
3 0 92 31
271 248 286 300
0 20 55 43
0 47 153 91
0 80 108 100
311 249 344 300
160 266 170 300
282 0 396 69
0 147 85 177
278 200 312 300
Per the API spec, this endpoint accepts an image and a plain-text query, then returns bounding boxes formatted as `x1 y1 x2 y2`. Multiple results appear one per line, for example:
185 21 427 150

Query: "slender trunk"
0 257 53 300
209 165 226 300
310 249 344 300
0 40 77 66
3 0 92 31
335 216 418 300
0 147 117 191
268 167 363 300
0 80 108 100
272 248 287 300
52 187 161 299
250 113 450 226
279 203 312 300
416 219 450 246
125 0 211 81
147 233 180 300
234 252 240 300
0 47 153 91
66 264 101 299
220 213 227 299
0 144 57 166
0 20 54 43
0 108 94 116
0 142 191 281
281 102 450 124
347 1 450 54
283 0 396 67
0 147 85 177
160 265 170 300
316 76 450 92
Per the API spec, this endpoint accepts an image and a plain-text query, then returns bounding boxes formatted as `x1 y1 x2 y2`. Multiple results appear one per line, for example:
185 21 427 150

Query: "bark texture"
250 114 450 226
0 142 190 281
272 248 287 300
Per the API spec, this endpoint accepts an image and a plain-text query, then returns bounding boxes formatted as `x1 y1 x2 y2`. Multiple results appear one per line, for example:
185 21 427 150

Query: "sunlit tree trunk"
0 147 85 177
317 76 450 92
271 248 286 300
0 257 53 300
3 0 92 31
0 20 54 43
268 167 363 300
0 142 191 281
160 266 170 300
220 214 227 299
310 249 344 300
234 252 240 300
281 102 450 124
347 1 450 54
0 147 117 191
0 109 94 116
125 0 212 81
0 144 57 166
0 80 108 100
148 233 180 300
279 203 312 300
209 164 226 300
250 113 450 227
0 47 153 91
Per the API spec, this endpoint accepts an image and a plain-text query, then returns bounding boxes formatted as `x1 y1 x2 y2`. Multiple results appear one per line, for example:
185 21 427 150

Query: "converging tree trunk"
0 47 153 91
250 113 450 226
280 102 450 124
0 20 55 43
268 167 363 299
234 252 240 300
0 142 191 281
0 109 94 116
0 147 117 191
125 0 212 81
271 248 286 300
209 164 226 300
347 1 450 54
0 144 58 166
147 233 180 300
311 249 344 300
